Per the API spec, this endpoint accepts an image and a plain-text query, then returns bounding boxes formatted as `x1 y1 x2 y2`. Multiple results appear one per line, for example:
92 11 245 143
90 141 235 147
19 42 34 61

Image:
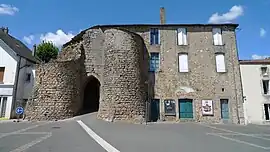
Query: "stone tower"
25 27 148 123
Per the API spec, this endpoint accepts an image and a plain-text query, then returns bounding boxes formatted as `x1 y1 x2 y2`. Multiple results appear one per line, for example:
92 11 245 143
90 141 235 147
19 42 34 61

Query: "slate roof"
0 30 39 63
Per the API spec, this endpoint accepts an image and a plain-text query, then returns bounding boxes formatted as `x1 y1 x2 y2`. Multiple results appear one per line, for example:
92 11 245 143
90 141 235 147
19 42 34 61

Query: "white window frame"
178 53 189 72
177 28 187 45
263 104 270 121
212 28 223 45
262 79 270 95
261 66 269 76
215 53 226 73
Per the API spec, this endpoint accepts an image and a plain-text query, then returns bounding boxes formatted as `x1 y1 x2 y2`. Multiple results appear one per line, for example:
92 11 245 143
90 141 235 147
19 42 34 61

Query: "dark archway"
80 76 100 115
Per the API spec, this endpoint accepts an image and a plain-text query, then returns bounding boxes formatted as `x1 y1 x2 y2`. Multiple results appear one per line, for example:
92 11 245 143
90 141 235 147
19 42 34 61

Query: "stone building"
25 8 245 124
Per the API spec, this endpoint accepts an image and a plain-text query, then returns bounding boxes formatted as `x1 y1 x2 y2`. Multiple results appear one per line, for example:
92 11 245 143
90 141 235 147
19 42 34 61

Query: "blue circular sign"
16 107 24 115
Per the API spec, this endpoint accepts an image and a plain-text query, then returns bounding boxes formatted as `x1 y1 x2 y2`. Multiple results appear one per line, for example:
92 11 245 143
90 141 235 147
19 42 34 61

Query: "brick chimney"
160 7 166 24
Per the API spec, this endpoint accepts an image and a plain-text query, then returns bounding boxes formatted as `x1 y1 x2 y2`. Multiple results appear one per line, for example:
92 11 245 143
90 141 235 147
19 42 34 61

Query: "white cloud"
252 54 270 60
40 29 75 47
260 28 266 37
208 5 244 24
23 35 35 45
0 4 19 15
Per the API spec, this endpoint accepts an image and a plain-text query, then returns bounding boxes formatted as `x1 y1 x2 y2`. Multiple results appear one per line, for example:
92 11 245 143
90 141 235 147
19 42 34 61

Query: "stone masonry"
25 23 244 124
25 28 148 123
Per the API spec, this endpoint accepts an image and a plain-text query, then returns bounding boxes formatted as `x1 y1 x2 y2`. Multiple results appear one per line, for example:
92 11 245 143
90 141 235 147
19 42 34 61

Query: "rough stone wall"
97 29 147 123
25 44 84 121
119 25 244 124
25 27 147 123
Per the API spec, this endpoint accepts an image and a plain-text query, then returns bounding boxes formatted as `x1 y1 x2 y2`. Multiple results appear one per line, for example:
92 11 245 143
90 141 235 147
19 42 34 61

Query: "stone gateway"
25 27 148 123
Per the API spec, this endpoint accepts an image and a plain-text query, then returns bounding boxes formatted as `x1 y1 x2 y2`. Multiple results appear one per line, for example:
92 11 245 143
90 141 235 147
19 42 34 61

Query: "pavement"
0 113 270 152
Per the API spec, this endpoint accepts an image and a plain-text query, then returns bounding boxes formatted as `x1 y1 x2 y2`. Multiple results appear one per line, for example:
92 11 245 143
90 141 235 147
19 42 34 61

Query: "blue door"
221 99 229 119
150 99 160 122
179 99 193 119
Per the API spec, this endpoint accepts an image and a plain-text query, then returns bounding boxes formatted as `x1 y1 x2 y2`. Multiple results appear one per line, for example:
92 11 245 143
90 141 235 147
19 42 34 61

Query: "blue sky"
0 0 269 59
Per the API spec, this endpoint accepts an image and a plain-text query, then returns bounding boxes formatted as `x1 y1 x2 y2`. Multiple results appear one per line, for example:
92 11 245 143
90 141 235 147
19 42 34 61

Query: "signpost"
15 106 24 122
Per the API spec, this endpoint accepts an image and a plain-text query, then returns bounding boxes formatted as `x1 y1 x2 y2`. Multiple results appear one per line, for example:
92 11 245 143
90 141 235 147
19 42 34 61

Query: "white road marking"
197 123 270 141
209 133 270 150
0 132 51 135
9 132 52 152
0 122 50 139
77 120 120 152
206 132 270 136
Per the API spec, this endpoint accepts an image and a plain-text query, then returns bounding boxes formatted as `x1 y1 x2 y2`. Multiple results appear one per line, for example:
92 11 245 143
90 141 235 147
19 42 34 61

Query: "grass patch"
0 117 9 120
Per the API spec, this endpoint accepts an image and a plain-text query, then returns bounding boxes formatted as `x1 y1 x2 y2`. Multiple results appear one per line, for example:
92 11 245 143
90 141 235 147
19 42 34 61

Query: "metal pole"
145 81 149 125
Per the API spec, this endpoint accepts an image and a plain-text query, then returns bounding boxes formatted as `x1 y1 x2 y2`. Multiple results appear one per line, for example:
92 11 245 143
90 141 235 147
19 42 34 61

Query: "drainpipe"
11 56 21 119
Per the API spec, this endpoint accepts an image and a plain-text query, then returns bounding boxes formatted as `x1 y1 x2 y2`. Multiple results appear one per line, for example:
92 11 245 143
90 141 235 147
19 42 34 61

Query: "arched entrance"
80 76 100 115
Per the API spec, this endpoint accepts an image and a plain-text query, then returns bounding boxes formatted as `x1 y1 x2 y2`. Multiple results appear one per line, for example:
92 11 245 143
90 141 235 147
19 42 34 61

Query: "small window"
150 28 160 45
212 28 223 45
178 53 188 72
149 52 160 72
164 99 176 115
177 28 187 45
26 73 31 82
262 80 269 94
261 67 268 75
215 53 226 72
0 67 5 83
264 104 270 120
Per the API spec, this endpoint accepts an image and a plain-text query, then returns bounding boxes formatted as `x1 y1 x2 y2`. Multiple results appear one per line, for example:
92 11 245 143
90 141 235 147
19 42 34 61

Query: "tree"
36 41 59 63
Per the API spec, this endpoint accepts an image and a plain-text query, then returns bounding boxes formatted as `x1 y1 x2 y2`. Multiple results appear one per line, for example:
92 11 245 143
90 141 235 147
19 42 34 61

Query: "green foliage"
36 41 59 63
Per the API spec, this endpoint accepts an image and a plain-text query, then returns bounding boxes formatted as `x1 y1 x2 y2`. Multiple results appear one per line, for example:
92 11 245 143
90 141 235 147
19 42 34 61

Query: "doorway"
179 99 193 119
220 99 229 119
80 76 100 115
150 99 160 122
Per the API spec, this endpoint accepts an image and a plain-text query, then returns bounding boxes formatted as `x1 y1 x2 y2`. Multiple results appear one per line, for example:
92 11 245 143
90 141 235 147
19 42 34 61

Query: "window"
149 52 160 72
0 97 7 117
261 67 268 76
164 99 176 115
262 80 269 94
178 53 188 72
150 28 160 45
177 28 187 45
215 53 226 72
26 73 31 82
212 28 223 45
0 67 5 83
264 104 270 120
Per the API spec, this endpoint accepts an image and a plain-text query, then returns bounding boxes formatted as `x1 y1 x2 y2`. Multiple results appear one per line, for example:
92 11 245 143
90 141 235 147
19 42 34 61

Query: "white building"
0 27 38 119
240 59 270 125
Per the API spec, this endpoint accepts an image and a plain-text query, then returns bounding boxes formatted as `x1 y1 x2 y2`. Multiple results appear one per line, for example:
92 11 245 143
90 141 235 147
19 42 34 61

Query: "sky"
0 0 269 60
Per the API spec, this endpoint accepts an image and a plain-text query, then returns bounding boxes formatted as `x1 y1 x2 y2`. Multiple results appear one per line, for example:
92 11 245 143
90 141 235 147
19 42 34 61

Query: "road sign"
15 107 24 115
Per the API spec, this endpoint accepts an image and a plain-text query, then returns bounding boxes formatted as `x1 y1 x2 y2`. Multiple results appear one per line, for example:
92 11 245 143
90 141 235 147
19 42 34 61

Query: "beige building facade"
240 59 270 125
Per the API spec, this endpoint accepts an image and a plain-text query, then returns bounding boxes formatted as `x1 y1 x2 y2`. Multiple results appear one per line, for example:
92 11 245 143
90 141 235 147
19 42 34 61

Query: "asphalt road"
0 113 270 152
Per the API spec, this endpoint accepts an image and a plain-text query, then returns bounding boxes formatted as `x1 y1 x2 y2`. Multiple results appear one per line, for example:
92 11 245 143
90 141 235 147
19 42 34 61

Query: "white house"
240 59 270 125
0 27 38 119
